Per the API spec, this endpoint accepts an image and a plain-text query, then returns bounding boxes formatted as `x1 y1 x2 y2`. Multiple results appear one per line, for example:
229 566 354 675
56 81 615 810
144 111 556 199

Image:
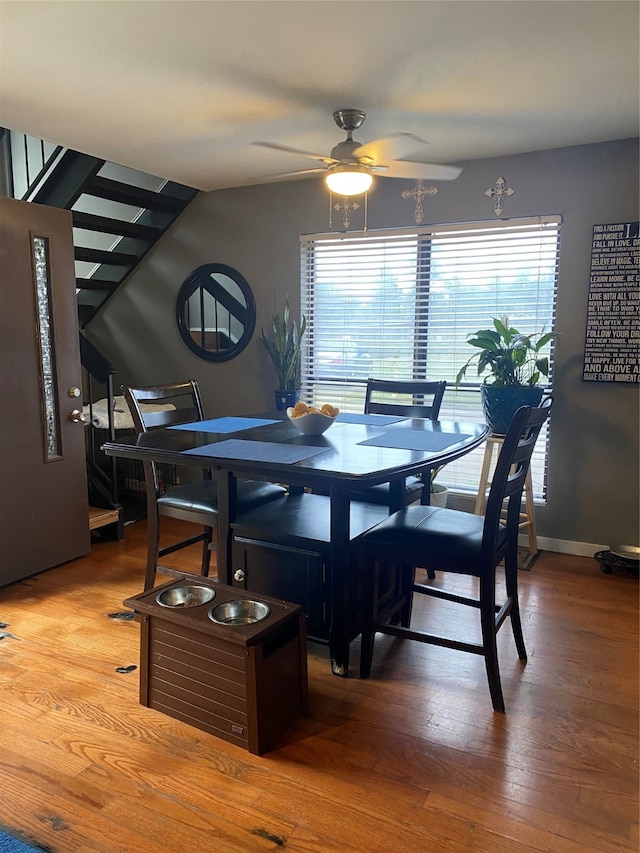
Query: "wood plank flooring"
0 519 637 852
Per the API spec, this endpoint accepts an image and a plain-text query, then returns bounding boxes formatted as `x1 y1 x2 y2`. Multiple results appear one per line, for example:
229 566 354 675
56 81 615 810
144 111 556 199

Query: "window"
300 216 560 498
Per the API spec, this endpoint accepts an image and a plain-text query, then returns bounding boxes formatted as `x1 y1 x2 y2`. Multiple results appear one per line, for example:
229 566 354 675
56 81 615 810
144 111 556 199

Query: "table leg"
420 467 433 506
388 476 404 512
216 469 236 585
328 485 351 676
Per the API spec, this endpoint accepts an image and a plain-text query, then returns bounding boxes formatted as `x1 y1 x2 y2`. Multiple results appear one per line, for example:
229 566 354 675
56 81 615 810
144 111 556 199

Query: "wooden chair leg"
480 577 505 712
388 563 402 626
359 557 380 678
523 468 538 555
200 526 213 577
505 552 527 661
398 565 415 627
144 511 161 591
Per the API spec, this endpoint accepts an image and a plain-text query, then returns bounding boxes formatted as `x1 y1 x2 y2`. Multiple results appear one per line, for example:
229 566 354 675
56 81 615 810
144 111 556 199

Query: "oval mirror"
176 263 256 362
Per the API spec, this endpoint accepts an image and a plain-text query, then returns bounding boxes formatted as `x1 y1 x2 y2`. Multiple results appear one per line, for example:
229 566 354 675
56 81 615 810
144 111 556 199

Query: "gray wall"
87 138 639 553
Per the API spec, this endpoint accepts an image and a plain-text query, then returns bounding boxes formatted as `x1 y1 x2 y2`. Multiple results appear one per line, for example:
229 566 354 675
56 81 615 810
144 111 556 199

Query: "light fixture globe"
325 163 373 196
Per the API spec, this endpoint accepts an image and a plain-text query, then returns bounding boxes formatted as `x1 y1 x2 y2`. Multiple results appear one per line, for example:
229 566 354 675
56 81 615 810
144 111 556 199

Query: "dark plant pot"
274 389 301 411
481 385 544 435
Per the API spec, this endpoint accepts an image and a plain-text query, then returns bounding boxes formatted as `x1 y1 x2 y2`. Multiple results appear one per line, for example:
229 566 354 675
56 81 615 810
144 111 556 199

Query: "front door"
0 197 90 585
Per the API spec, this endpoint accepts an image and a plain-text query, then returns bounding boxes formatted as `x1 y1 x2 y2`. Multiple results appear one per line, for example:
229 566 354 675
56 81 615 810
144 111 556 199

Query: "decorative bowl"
286 407 337 435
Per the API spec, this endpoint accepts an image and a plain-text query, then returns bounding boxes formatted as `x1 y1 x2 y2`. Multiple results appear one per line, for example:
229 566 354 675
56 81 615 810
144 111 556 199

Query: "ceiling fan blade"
253 167 329 183
353 132 430 164
252 141 336 165
383 160 463 181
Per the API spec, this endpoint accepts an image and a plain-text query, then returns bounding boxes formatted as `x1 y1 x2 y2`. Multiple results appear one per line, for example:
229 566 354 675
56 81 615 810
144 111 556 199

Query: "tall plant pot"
481 385 544 435
275 389 301 411
430 483 449 508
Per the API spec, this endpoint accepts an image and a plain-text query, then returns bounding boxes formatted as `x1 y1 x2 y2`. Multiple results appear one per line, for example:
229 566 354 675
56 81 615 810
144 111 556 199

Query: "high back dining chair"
359 398 552 712
124 381 286 590
352 378 447 507
364 378 446 419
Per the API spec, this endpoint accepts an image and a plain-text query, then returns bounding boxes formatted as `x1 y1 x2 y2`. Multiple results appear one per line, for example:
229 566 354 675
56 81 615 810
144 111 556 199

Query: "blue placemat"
358 429 471 452
169 417 280 433
182 439 330 464
336 413 407 425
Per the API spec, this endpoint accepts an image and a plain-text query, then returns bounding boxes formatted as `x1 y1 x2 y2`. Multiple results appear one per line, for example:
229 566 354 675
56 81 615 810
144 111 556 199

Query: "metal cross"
333 198 360 230
401 180 438 224
484 176 515 216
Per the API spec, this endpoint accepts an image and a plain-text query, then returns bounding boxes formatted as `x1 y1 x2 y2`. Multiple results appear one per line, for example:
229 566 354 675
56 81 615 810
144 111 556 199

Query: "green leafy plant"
258 297 307 391
455 316 554 388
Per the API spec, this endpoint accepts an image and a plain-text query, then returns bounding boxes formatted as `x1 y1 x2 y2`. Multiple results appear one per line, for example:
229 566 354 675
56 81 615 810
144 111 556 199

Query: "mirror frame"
176 263 256 362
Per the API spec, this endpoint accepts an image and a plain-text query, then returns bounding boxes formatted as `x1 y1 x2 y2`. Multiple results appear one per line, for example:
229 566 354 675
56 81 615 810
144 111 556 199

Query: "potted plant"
258 297 307 410
429 465 448 507
455 316 553 434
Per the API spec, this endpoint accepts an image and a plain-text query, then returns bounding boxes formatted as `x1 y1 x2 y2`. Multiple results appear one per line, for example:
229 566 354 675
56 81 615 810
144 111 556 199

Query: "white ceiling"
1 1 638 192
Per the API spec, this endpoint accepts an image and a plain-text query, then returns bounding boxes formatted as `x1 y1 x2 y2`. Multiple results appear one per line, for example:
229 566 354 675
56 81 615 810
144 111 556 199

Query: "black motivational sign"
582 221 639 383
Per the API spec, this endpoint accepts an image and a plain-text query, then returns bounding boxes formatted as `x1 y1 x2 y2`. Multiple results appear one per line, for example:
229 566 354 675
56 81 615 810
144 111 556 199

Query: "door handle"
233 569 245 582
70 409 86 423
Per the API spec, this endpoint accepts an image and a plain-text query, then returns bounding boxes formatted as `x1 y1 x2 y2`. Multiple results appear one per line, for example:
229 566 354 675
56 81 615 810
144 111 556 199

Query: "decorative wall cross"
402 179 438 223
484 176 515 216
333 197 360 230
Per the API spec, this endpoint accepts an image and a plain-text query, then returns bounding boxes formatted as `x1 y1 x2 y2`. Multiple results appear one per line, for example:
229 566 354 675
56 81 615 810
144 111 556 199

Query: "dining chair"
124 381 286 590
351 378 447 507
358 398 552 712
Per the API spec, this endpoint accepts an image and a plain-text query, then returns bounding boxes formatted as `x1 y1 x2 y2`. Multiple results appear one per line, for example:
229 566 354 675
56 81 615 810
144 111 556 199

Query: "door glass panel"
32 235 60 460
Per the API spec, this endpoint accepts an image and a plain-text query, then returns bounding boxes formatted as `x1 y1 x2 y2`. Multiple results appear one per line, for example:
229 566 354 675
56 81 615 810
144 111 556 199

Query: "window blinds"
300 216 561 498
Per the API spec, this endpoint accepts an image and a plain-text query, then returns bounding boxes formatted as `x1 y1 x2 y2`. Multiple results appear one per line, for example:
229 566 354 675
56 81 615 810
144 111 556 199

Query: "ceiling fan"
253 108 462 196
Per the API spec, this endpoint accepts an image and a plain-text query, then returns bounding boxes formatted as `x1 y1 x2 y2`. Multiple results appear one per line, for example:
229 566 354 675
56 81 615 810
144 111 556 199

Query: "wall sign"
582 221 639 383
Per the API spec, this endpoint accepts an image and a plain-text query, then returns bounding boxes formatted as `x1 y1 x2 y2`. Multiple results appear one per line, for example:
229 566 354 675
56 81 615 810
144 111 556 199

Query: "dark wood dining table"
103 411 488 675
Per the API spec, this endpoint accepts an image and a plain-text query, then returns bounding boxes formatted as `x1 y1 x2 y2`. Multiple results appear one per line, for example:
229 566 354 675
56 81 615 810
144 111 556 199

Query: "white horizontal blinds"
420 219 560 495
300 216 560 499
301 233 428 413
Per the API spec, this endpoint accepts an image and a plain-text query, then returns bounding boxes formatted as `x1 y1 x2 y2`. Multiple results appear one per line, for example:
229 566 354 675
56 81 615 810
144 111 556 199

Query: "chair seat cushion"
350 476 424 506
363 505 508 572
158 480 286 515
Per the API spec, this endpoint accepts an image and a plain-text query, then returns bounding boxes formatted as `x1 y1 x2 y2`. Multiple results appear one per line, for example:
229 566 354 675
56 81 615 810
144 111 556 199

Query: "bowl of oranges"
286 401 340 435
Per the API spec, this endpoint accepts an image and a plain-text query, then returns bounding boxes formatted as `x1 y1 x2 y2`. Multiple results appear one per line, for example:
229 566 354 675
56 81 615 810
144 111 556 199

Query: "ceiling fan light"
325 164 373 196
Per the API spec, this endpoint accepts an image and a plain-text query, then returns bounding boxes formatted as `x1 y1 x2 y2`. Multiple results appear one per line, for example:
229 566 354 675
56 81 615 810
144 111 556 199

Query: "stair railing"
5 130 65 201
79 334 121 511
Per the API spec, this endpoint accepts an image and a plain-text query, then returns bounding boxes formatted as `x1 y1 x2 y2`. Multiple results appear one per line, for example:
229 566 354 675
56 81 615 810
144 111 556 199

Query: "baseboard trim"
519 535 607 558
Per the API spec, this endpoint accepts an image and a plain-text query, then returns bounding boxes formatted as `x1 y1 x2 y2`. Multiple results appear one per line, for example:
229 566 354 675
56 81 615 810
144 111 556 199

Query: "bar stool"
358 400 553 711
475 434 537 555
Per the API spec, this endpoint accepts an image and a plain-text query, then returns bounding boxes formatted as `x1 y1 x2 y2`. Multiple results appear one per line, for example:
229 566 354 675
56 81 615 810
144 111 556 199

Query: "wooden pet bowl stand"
124 579 308 755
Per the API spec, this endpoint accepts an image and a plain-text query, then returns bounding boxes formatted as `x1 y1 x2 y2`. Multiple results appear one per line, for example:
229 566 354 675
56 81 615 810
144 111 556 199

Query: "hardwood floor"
0 519 637 852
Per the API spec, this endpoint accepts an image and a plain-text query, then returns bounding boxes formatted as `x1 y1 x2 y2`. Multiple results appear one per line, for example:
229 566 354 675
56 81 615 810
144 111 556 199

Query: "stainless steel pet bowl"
208 599 271 625
610 544 640 561
156 584 216 608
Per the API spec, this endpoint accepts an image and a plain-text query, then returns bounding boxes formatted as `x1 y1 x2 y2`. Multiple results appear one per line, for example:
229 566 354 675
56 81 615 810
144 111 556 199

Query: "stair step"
83 176 191 213
89 506 120 530
76 278 120 291
72 210 162 241
75 246 138 266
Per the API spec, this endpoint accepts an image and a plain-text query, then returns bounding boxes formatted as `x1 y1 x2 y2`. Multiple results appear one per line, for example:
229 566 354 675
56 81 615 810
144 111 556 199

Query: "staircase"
2 129 199 326
80 333 124 538
1 129 199 537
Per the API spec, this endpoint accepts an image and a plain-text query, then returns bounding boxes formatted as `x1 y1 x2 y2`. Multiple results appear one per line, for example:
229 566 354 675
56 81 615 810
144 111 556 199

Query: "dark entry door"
0 197 90 585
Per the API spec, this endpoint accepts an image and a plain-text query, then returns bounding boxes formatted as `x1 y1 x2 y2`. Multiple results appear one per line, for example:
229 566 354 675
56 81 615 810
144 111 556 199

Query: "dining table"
102 410 488 675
